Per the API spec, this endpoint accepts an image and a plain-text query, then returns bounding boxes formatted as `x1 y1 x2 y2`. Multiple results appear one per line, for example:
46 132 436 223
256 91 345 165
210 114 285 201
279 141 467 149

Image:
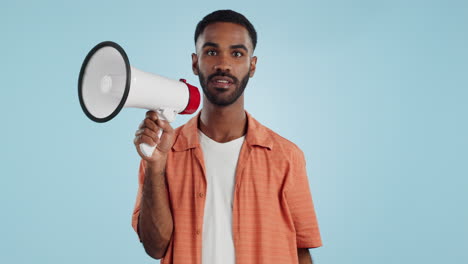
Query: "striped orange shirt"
132 111 322 263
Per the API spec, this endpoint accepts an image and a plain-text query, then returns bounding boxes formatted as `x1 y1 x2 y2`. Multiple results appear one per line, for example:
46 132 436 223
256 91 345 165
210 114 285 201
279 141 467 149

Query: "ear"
192 53 199 75
249 56 257 77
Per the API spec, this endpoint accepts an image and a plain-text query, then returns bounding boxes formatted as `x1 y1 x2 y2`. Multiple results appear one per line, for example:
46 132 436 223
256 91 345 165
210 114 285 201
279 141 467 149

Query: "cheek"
239 60 252 74
197 57 213 71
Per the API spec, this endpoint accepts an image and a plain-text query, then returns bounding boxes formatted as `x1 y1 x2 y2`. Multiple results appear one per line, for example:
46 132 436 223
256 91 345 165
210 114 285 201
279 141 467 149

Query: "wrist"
146 154 167 169
144 162 166 189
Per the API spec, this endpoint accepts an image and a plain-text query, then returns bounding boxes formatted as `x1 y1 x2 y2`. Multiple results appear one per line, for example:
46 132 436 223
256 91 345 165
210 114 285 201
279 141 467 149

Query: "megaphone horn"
78 41 201 157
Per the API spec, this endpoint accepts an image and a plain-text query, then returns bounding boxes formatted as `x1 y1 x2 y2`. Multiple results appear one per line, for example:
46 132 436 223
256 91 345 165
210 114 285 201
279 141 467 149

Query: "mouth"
209 76 235 89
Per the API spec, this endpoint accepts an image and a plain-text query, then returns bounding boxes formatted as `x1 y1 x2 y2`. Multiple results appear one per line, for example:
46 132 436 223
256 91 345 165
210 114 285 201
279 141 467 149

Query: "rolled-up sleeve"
285 149 322 248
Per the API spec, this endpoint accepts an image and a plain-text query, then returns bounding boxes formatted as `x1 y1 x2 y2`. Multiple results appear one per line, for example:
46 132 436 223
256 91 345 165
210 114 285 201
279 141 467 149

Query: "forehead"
196 22 253 51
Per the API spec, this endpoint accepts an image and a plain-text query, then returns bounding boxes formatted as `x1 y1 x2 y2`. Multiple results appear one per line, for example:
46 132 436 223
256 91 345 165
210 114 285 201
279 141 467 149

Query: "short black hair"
194 10 257 50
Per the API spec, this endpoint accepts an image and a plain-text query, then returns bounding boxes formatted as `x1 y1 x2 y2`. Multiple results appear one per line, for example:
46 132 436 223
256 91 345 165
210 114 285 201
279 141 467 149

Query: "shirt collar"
172 110 273 152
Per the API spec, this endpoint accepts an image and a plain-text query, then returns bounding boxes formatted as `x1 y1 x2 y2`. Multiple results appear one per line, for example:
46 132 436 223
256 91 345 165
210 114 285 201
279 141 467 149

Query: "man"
132 10 322 264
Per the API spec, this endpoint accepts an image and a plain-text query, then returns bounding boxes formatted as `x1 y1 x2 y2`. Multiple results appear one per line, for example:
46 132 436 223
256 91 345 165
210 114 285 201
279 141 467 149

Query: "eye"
232 51 243 57
207 50 217 56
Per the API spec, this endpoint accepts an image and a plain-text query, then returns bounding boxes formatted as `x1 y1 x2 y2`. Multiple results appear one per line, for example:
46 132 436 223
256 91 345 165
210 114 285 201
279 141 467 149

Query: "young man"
132 10 322 264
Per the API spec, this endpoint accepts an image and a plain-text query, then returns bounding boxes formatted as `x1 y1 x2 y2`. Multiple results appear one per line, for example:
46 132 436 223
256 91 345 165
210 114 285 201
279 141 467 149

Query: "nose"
213 53 232 72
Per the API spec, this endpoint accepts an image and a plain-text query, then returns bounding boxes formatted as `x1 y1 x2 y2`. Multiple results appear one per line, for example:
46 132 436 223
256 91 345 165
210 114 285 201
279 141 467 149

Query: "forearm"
139 165 174 259
298 248 313 264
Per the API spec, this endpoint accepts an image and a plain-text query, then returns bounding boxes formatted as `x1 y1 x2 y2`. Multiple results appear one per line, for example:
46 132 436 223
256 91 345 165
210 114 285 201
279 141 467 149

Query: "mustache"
207 71 238 84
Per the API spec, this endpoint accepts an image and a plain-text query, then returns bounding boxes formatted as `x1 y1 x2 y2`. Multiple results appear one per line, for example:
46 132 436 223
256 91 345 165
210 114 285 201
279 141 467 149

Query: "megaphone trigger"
158 108 177 122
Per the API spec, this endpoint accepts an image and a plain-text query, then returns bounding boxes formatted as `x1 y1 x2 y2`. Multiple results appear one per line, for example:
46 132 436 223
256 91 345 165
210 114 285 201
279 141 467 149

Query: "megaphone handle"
139 129 163 157
139 110 171 157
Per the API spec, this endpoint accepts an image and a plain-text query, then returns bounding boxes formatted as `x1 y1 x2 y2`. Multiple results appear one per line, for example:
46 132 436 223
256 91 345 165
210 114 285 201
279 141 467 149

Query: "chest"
166 148 289 205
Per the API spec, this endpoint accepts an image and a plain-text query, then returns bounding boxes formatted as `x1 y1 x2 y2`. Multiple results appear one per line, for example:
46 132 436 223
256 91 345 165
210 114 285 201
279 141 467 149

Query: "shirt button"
198 192 204 198
196 229 200 235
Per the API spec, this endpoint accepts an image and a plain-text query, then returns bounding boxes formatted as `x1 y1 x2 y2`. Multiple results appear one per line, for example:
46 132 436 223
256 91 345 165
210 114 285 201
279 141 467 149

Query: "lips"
209 75 235 89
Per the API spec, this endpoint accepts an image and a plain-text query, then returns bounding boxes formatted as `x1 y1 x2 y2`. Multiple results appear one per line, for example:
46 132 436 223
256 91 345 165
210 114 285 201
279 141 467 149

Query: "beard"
197 67 250 107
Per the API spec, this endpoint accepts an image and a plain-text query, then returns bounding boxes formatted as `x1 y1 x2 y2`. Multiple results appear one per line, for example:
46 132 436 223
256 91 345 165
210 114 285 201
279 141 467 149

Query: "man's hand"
134 111 175 167
298 248 313 264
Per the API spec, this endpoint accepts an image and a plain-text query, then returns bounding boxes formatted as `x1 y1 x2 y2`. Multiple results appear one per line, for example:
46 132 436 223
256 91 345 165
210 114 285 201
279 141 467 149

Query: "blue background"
1 0 467 263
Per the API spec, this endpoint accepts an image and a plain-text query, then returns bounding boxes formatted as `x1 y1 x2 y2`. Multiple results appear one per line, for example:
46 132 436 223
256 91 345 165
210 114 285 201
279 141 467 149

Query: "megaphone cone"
78 41 201 156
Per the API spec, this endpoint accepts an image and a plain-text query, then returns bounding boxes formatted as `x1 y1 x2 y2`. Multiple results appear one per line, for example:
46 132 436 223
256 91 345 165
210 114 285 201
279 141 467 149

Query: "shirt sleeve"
131 159 146 242
285 148 322 248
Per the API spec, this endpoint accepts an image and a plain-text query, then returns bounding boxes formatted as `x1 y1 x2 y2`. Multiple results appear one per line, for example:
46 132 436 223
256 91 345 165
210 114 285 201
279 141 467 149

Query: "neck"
199 95 247 143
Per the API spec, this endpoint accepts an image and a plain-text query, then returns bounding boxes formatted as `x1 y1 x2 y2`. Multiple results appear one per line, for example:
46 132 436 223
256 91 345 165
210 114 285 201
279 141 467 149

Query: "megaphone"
78 41 201 157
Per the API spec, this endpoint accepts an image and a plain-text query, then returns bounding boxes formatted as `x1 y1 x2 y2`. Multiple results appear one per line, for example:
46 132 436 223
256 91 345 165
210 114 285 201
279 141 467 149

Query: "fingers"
145 110 158 121
139 118 159 132
134 128 160 146
133 128 154 145
135 127 160 142
143 112 174 134
134 111 161 147
156 119 174 134
134 111 175 158
134 134 158 147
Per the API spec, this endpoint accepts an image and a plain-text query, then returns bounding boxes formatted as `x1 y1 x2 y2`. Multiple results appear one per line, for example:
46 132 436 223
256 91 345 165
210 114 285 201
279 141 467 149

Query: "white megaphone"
78 41 201 157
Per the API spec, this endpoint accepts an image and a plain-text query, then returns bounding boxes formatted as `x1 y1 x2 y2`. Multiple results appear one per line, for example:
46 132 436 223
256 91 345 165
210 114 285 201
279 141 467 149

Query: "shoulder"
253 117 304 159
270 130 304 163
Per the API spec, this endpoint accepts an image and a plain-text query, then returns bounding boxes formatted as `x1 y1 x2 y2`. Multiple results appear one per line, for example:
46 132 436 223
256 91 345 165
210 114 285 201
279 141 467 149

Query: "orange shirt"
132 111 322 264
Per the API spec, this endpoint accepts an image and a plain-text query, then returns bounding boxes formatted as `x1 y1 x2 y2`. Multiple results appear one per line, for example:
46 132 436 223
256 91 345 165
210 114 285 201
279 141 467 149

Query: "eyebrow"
202 42 249 53
230 44 249 52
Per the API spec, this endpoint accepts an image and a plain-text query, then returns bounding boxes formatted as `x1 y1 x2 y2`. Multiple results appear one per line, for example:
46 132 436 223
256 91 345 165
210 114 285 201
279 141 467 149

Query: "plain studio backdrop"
1 0 466 263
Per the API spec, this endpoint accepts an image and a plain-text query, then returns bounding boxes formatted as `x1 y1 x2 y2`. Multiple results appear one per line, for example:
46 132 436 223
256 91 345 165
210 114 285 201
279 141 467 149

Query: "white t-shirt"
198 129 245 264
